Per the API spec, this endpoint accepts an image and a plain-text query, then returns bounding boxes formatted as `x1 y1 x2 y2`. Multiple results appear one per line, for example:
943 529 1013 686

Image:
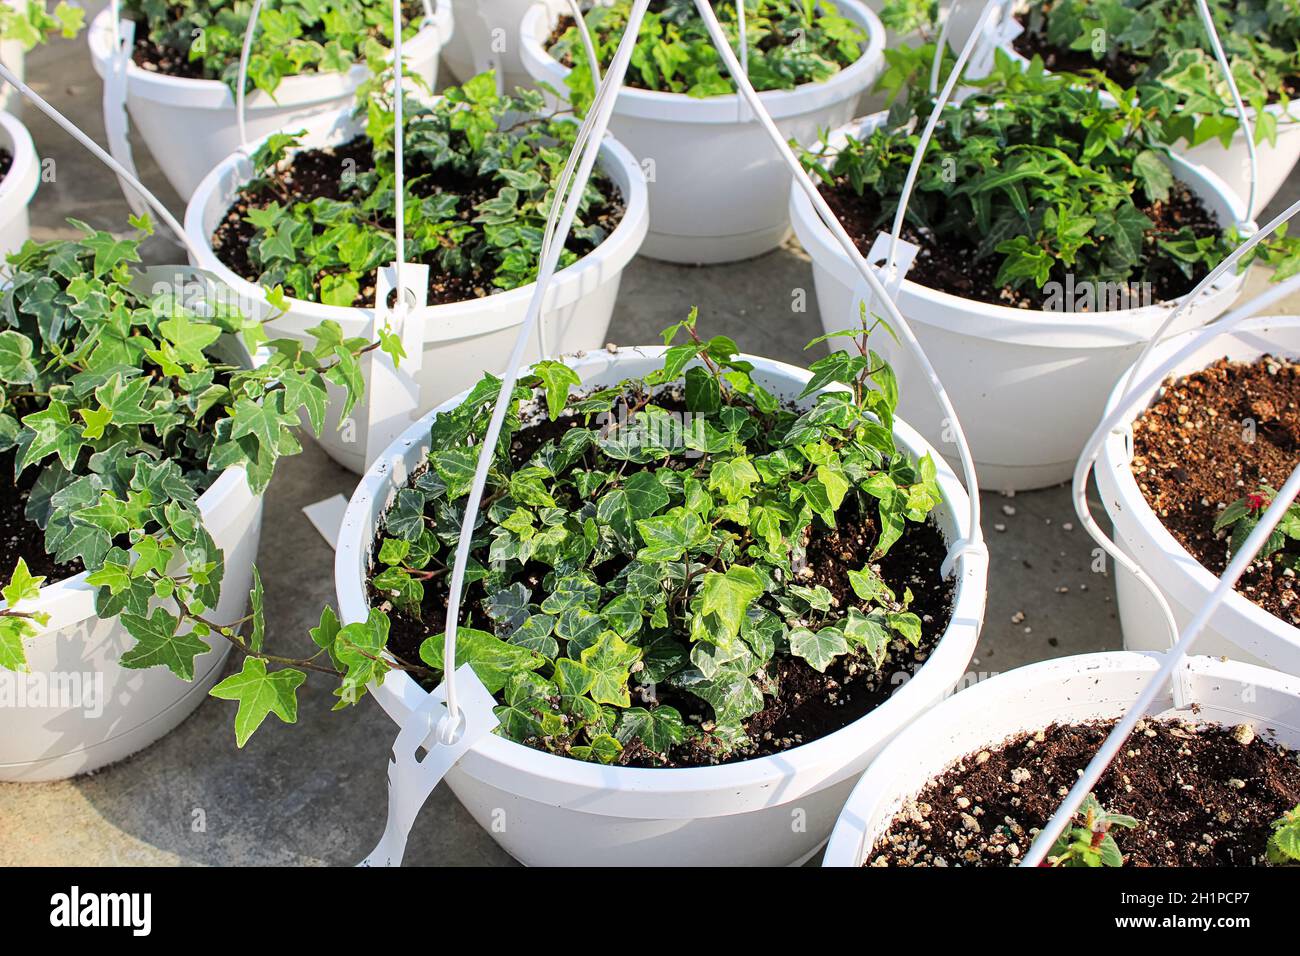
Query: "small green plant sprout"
0 1 83 51
1045 792 1138 867
1212 486 1300 568
1267 803 1300 865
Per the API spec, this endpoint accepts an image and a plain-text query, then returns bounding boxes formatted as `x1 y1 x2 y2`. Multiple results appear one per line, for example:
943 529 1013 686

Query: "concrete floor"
3 11 1299 866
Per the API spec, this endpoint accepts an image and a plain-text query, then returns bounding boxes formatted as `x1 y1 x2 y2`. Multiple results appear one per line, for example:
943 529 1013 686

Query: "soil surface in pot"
1131 354 1300 624
212 135 625 308
372 407 955 769
820 181 1220 309
0 450 82 583
0 147 11 185
870 717 1300 866
128 2 427 81
1010 15 1300 102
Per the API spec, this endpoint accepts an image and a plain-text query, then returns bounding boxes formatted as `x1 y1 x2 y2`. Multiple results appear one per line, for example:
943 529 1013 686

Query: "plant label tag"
358 664 500 867
850 233 919 324
102 17 149 217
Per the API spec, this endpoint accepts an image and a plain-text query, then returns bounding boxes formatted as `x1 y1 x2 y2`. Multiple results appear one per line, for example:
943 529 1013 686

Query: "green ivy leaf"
120 608 210 681
209 657 306 747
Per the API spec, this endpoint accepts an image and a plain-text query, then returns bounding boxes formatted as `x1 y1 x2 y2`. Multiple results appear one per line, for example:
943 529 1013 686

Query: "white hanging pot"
790 112 1253 493
0 466 262 782
1095 314 1300 671
442 0 567 94
823 651 1300 865
997 44 1300 216
518 0 886 265
335 347 989 866
184 105 649 476
86 4 452 201
0 108 37 260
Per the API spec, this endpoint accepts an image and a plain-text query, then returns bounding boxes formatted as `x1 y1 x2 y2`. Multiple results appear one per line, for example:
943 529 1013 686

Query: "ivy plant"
1268 802 1300 864
0 0 83 50
801 48 1300 306
548 0 867 112
226 71 620 307
1046 792 1138 867
1213 486 1300 567
1017 0 1300 148
344 307 945 765
0 218 379 745
121 0 425 95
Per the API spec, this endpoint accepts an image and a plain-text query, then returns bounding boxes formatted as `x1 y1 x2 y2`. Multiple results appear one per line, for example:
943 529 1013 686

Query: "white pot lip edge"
1097 313 1300 644
790 111 1255 330
182 107 650 332
87 6 445 104
0 108 38 210
826 649 1300 865
336 346 989 790
517 0 886 122
999 43 1300 123
0 465 254 619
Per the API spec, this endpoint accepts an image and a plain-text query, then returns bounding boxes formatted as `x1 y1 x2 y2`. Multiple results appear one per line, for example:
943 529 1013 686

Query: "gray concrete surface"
2 12 1299 866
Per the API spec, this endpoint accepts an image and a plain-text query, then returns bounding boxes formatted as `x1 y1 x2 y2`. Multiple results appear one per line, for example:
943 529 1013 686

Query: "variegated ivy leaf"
789 625 850 673
615 706 686 755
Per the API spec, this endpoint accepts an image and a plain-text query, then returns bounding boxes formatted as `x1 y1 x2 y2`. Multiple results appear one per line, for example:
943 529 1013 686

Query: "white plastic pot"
184 106 648 475
823 651 1300 865
0 108 37 261
336 347 989 866
86 5 451 201
518 0 886 264
442 0 567 94
999 44 1300 214
0 466 263 782
790 112 1252 493
1095 315 1300 671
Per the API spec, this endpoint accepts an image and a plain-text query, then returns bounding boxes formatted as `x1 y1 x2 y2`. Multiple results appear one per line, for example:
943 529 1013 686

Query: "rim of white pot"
518 0 886 123
87 6 449 111
334 347 988 808
822 650 1300 865
183 104 649 341
1096 313 1300 655
789 111 1255 348
0 109 38 214
0 464 254 634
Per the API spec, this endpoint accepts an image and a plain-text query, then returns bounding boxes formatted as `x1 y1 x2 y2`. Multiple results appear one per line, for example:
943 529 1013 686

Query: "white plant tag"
102 18 149 217
302 494 349 549
363 262 429 468
850 232 920 328
358 664 500 867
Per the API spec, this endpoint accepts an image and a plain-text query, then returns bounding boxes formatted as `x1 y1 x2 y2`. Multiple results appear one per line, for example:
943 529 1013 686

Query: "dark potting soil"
1130 354 1300 625
1010 13 1300 102
211 135 626 308
820 180 1220 309
0 147 12 185
371 413 955 769
0 450 82 583
870 717 1300 867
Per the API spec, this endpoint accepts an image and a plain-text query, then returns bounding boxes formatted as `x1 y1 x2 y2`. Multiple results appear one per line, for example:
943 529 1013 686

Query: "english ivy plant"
0 219 377 745
122 0 425 95
346 307 945 765
1268 802 1300 864
1018 0 1300 148
1213 486 1300 567
548 0 867 112
0 0 83 50
227 71 619 306
799 48 1300 305
1046 792 1138 867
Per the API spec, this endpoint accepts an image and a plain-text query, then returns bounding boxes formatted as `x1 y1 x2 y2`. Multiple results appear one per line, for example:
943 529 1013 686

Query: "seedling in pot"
1044 792 1137 867
1268 803 1300 864
1213 485 1300 568
349 306 955 767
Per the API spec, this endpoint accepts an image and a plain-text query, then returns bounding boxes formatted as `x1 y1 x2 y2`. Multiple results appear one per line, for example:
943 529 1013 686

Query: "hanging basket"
790 111 1253 493
0 108 37 260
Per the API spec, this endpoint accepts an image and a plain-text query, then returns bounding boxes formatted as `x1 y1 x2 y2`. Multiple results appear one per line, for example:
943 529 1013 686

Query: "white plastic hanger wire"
1194 0 1258 220
437 0 655 732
